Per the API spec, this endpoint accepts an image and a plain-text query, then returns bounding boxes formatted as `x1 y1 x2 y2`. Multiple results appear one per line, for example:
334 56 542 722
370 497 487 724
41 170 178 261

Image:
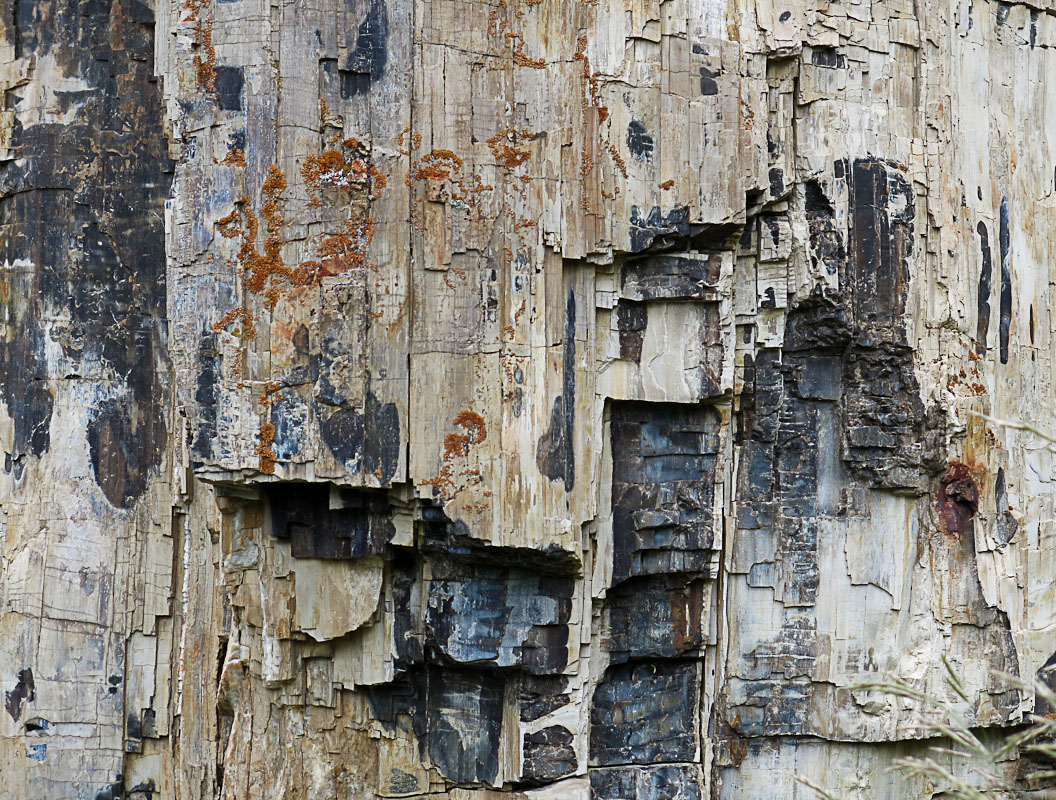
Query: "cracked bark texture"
1 0 1056 797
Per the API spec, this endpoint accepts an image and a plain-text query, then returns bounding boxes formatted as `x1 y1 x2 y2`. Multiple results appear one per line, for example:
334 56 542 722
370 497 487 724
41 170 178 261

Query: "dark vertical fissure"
976 221 992 354
999 196 1012 364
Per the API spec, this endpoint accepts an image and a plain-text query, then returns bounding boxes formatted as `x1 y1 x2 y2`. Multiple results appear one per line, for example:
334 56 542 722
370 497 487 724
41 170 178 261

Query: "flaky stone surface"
2 0 1056 797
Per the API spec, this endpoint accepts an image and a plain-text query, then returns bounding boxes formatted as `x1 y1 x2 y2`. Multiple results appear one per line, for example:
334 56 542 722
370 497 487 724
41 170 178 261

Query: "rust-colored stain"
727 736 749 767
669 582 703 651
936 462 979 534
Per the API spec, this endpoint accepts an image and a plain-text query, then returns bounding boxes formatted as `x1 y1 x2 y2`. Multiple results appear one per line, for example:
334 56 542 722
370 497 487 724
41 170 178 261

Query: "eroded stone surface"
2 0 1056 797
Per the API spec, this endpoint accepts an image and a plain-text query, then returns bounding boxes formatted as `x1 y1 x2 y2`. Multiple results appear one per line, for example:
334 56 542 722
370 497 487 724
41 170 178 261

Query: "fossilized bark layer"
2 0 1056 797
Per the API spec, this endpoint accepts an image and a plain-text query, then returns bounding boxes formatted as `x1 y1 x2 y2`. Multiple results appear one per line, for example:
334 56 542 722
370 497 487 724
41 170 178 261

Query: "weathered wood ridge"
1 0 1055 796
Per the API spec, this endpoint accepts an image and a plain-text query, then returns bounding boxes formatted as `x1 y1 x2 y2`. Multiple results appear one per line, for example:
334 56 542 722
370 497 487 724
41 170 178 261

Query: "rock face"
1 0 1055 797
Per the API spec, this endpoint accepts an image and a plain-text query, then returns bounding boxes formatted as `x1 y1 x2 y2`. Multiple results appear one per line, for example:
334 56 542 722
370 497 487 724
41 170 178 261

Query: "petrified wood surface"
1 0 1054 797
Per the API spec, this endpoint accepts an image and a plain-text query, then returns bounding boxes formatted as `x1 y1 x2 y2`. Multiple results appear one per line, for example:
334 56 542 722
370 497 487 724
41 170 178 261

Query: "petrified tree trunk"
1 0 1053 797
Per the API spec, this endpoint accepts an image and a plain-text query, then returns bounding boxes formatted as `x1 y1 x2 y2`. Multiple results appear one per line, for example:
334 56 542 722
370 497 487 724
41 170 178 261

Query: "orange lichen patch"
506 32 546 68
302 149 344 196
309 217 377 283
580 142 595 177
320 97 332 120
212 306 257 338
217 168 299 309
365 163 387 198
194 19 217 93
414 149 464 181
424 463 454 495
441 434 466 460
396 126 423 155
302 147 386 204
449 173 495 207
235 166 292 308
442 268 466 289
442 410 488 459
216 202 247 237
573 36 602 107
456 410 487 441
486 128 538 168
217 141 384 322
260 165 286 238
255 422 277 474
571 36 608 122
659 179 675 190
219 147 247 167
262 165 286 207
410 204 425 233
258 380 283 407
606 142 628 178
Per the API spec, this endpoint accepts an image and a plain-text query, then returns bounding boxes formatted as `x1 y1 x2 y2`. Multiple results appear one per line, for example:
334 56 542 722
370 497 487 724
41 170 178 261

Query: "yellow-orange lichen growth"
219 147 247 167
309 218 377 284
213 169 300 310
486 128 538 168
443 410 488 459
606 142 628 178
414 149 464 181
580 142 595 177
193 18 217 93
219 157 382 309
255 422 277 474
395 127 423 155
258 381 283 407
212 306 257 338
573 35 607 122
302 140 386 204
506 32 546 69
